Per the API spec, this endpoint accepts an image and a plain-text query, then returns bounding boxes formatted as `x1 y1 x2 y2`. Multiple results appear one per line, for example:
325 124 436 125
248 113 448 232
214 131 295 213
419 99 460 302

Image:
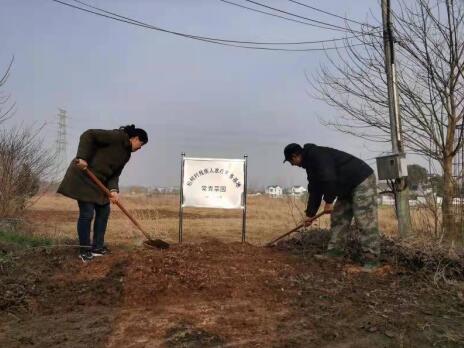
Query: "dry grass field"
23 193 400 246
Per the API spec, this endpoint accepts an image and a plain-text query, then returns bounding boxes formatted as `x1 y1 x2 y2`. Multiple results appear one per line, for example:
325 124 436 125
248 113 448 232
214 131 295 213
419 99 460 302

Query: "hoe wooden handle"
82 166 152 241
266 211 328 247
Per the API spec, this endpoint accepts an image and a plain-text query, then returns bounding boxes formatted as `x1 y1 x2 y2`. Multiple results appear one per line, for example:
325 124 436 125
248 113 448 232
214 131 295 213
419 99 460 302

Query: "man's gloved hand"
323 203 334 213
75 158 88 170
303 216 314 227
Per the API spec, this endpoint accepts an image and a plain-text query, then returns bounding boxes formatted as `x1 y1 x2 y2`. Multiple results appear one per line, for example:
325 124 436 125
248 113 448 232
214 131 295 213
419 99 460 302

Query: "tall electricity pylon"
55 108 68 178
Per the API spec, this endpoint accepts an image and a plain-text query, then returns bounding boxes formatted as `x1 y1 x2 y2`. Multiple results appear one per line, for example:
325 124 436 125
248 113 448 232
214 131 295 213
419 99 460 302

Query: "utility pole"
381 0 412 237
55 108 68 178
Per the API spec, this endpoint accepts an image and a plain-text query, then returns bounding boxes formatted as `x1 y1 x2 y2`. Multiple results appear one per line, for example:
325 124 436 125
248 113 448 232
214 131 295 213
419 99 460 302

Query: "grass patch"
0 229 53 248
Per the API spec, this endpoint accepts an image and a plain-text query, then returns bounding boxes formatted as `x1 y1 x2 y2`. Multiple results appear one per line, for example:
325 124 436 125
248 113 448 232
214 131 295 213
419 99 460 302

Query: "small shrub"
0 126 54 217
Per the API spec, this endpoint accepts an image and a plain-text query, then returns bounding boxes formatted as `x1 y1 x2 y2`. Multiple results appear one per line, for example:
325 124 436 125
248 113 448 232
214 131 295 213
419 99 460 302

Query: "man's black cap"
283 143 303 163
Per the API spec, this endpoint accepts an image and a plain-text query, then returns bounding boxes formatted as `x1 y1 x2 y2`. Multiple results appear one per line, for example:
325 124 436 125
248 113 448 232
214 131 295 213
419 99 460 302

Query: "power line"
71 0 359 45
287 0 377 28
190 38 365 52
50 0 365 52
243 0 380 36
219 0 362 34
219 0 377 43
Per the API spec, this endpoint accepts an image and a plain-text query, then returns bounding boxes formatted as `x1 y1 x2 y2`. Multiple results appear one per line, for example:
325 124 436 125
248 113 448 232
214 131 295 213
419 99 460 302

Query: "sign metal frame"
178 153 248 243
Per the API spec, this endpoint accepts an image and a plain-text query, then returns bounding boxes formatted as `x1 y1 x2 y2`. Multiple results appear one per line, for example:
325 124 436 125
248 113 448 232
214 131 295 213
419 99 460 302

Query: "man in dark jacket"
58 125 147 262
284 143 380 269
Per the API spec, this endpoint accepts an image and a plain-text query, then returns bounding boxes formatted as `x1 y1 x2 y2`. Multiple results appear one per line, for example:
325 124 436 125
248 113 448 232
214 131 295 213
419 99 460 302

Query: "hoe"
83 166 170 250
265 211 328 247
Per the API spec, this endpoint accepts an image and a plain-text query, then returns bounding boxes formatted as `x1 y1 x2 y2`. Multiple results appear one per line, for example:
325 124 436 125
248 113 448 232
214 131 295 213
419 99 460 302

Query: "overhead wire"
287 0 378 28
243 0 381 36
218 0 370 42
71 0 360 45
51 0 366 52
220 0 357 33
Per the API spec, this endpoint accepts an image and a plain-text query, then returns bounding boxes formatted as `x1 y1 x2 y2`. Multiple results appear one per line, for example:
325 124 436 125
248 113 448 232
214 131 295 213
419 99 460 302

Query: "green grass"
0 229 53 248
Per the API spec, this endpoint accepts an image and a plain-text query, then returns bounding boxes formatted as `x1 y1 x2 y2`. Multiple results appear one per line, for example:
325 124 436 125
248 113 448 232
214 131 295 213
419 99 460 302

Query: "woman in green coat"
58 125 148 262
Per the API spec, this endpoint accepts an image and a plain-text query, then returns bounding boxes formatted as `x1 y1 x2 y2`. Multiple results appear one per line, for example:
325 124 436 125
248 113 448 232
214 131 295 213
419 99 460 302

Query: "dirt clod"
164 322 225 348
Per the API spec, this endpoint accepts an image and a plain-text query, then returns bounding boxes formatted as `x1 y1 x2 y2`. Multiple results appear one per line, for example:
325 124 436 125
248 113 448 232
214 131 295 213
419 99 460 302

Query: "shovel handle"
266 211 328 247
81 166 152 240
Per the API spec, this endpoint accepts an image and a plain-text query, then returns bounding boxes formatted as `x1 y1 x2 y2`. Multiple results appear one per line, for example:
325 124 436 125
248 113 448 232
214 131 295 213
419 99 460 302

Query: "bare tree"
312 0 464 241
0 126 55 218
0 57 16 125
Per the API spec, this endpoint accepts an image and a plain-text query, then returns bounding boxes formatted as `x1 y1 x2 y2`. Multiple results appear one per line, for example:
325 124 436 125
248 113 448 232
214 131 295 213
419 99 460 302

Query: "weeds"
0 229 52 248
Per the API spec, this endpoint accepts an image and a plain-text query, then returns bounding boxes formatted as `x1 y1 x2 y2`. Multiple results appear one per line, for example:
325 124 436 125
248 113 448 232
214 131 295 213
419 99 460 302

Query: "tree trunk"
442 154 458 242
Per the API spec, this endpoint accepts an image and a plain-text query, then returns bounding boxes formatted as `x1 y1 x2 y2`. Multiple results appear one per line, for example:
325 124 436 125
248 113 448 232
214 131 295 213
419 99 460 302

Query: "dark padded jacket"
57 129 132 205
302 143 373 217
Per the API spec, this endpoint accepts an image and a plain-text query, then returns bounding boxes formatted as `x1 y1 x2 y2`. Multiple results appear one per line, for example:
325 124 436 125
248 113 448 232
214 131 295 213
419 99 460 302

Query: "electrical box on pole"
376 153 408 180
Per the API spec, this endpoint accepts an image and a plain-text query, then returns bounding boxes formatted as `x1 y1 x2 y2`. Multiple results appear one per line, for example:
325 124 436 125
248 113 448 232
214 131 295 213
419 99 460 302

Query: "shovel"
82 166 170 249
265 211 328 247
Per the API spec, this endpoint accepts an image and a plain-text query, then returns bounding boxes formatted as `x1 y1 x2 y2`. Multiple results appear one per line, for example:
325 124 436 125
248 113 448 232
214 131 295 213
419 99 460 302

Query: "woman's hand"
75 158 88 170
110 191 119 204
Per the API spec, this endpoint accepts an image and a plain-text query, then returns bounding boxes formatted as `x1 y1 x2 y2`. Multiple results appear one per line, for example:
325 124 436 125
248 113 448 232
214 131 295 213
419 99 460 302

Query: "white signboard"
182 157 245 209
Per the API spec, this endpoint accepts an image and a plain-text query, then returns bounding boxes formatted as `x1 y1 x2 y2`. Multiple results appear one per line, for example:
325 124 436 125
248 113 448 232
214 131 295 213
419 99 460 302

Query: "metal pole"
381 0 412 237
179 153 185 243
242 155 248 243
382 0 402 153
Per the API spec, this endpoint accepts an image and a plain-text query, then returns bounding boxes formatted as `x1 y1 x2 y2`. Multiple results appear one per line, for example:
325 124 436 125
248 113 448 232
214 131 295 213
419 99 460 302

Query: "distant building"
290 185 307 196
377 182 391 194
416 195 443 206
265 185 283 197
149 187 178 194
379 194 443 206
378 195 395 206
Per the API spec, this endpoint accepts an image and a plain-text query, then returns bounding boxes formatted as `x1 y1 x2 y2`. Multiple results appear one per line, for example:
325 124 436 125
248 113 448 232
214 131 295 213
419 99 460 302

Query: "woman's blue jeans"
77 201 110 253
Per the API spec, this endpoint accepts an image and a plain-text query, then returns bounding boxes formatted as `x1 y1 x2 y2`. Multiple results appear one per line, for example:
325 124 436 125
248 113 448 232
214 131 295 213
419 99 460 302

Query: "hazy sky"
1 0 408 189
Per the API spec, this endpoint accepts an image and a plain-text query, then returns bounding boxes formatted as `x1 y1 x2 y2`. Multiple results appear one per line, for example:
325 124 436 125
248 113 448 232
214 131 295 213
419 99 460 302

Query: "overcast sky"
1 0 413 189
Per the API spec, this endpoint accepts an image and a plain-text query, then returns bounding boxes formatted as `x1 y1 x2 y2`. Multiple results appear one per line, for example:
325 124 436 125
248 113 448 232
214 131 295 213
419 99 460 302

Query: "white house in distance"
378 195 395 206
265 185 283 197
290 185 307 196
378 194 444 206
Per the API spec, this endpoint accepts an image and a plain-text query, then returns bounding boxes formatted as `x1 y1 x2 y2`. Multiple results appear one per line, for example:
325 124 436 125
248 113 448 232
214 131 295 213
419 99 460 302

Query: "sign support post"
178 152 185 243
242 154 248 243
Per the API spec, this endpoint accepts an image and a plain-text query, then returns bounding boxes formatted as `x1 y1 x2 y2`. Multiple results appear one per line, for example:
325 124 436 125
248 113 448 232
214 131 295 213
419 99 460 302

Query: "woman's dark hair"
120 124 148 144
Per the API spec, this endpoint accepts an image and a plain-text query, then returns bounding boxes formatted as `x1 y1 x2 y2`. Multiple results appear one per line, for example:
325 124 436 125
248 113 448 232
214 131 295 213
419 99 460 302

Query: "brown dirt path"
1 239 463 347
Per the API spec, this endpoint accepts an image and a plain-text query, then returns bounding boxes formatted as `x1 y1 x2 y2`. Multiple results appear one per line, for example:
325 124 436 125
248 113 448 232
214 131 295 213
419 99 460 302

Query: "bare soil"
1 234 463 347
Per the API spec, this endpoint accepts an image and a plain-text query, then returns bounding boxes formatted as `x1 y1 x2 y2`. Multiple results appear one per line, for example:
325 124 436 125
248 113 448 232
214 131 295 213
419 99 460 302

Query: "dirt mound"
1 239 463 347
0 240 300 313
381 238 464 280
276 228 464 280
274 228 331 254
114 240 298 308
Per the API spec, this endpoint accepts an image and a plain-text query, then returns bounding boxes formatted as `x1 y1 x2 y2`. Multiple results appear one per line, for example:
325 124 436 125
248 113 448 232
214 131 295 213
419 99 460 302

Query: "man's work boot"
314 248 344 261
361 253 380 273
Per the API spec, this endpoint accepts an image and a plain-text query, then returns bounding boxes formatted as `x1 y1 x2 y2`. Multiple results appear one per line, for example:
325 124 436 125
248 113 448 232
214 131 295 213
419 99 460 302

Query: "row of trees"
312 0 463 242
